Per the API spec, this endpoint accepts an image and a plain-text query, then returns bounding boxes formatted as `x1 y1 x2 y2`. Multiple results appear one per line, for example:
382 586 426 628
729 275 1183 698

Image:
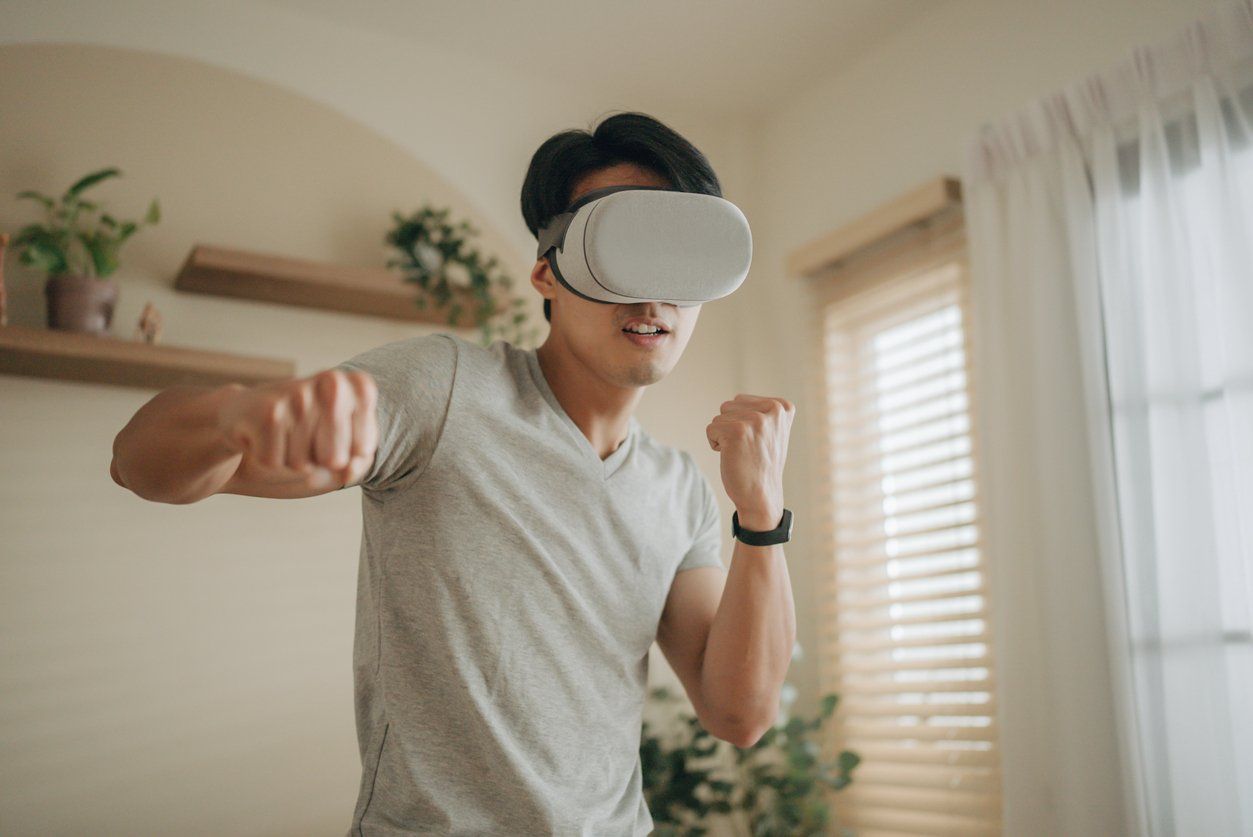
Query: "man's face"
531 162 702 388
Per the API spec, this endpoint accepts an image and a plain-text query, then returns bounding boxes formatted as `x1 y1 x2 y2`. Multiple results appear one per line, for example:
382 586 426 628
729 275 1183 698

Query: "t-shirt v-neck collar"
524 347 637 480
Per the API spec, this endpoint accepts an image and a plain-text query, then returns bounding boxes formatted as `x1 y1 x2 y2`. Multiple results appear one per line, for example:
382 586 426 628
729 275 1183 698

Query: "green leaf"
19 239 69 274
819 693 839 717
77 232 105 275
78 231 120 277
788 745 816 770
16 227 73 272
16 190 55 210
12 223 49 246
145 198 160 225
65 167 120 199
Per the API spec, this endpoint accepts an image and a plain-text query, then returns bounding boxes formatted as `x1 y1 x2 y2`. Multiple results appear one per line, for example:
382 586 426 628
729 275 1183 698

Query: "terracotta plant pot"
44 274 119 334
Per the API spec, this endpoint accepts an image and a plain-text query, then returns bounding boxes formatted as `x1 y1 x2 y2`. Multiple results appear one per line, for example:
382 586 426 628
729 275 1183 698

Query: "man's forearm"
111 383 246 504
699 521 797 745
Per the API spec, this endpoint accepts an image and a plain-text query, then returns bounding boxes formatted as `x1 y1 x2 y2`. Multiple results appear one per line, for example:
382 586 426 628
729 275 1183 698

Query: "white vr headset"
535 185 752 307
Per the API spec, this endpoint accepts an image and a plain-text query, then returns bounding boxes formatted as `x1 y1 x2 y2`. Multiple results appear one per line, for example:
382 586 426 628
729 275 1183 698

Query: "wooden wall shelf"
0 323 295 390
174 243 485 326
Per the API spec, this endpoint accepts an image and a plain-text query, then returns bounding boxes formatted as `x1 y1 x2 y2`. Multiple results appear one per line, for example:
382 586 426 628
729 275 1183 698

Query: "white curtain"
963 2 1253 835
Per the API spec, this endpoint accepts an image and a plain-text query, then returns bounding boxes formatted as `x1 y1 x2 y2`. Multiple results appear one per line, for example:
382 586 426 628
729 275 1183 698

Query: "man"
109 111 796 836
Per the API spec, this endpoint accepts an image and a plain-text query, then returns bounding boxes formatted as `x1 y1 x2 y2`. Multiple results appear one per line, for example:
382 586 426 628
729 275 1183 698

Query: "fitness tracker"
731 508 793 546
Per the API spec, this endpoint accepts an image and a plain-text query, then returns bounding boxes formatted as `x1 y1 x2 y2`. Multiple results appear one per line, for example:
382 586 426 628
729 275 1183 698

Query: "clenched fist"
216 368 379 490
706 394 795 531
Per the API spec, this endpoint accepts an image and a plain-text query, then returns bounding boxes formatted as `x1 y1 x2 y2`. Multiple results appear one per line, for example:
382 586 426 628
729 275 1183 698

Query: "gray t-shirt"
334 333 724 836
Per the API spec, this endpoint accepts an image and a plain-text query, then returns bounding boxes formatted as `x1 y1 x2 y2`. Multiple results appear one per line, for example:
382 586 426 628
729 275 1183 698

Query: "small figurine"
0 231 9 326
134 300 163 344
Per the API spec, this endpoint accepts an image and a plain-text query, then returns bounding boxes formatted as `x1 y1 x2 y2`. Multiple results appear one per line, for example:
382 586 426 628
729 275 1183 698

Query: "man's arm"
111 382 251 504
656 535 796 749
110 369 376 504
664 392 798 747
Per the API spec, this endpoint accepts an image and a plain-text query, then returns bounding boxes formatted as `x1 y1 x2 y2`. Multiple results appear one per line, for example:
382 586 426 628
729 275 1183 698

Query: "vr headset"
535 185 752 307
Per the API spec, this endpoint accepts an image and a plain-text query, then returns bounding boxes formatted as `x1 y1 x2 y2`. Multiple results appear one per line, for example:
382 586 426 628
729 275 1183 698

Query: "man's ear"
530 258 557 304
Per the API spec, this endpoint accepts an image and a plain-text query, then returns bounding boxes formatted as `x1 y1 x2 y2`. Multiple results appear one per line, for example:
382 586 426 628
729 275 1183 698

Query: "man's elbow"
725 722 770 750
705 711 772 749
109 455 196 504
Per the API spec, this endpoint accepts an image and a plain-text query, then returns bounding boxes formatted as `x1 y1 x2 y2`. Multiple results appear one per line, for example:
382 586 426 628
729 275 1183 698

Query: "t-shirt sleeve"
332 333 458 495
677 457 725 572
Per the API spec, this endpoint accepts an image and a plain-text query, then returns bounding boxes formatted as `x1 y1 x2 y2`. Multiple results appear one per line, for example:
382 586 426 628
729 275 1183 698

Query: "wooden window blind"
800 197 1003 837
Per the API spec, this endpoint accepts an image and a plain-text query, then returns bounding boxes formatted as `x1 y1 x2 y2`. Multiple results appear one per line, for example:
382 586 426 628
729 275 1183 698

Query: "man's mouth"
621 326 669 347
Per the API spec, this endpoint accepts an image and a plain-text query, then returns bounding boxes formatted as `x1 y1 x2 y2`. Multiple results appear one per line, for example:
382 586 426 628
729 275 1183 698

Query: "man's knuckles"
718 395 795 414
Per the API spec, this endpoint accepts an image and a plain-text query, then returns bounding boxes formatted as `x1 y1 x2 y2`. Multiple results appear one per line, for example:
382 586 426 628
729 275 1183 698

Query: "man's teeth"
624 325 663 334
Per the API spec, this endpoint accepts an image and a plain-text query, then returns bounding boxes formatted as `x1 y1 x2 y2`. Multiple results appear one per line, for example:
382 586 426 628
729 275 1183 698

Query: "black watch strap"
732 508 793 546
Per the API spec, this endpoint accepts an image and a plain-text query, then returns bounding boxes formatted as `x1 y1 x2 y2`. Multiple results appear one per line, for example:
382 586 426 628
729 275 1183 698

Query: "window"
1091 73 1253 833
795 184 1002 836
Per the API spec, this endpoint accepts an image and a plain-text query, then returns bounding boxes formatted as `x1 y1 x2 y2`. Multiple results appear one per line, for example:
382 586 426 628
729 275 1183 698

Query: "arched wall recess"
0 42 529 368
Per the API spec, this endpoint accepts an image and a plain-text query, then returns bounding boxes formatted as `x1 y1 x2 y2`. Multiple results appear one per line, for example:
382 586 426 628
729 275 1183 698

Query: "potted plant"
641 680 861 836
11 166 159 335
385 204 540 349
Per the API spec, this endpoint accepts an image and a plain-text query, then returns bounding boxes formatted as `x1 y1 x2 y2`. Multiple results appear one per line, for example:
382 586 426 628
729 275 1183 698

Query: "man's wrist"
735 507 784 532
211 382 249 456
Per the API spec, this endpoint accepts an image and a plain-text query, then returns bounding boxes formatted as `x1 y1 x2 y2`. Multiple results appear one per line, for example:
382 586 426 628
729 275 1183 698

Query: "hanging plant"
385 204 540 348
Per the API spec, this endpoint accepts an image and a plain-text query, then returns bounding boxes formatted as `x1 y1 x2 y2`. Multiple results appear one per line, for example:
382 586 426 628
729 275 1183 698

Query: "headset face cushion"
548 188 752 306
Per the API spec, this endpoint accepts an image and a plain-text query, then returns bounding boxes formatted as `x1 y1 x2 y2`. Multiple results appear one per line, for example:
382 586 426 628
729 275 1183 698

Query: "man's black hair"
520 111 723 324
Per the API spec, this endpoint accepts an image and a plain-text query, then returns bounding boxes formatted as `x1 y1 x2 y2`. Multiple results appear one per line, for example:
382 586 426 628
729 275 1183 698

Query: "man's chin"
617 358 670 388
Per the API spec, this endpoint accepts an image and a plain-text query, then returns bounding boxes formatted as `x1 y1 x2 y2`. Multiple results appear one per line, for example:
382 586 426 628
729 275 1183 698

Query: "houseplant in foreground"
385 203 540 349
641 677 860 836
12 166 160 334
